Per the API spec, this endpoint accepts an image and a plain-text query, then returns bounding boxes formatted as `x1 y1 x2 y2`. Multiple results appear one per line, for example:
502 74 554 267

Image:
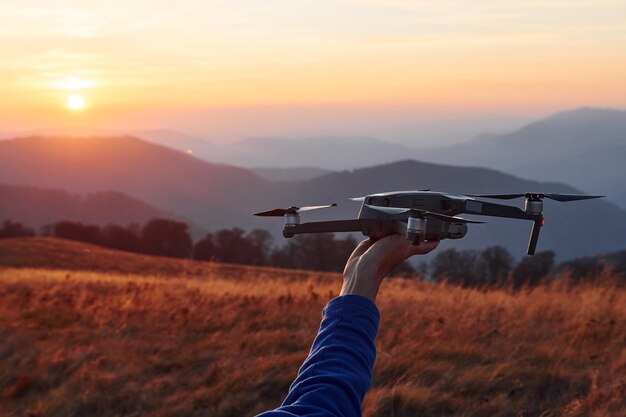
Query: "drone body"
254 190 603 255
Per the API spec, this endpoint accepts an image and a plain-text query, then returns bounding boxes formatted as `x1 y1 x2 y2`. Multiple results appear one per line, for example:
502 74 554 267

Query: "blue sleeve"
256 294 380 417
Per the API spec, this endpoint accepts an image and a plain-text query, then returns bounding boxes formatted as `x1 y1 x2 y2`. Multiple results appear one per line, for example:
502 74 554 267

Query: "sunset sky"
1 0 625 144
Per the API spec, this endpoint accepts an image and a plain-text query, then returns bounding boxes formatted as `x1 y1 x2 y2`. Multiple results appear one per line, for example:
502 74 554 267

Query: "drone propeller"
253 203 337 217
365 205 484 224
467 192 604 202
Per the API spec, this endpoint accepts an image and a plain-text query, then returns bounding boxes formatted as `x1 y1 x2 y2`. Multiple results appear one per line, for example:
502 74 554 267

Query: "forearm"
257 295 380 417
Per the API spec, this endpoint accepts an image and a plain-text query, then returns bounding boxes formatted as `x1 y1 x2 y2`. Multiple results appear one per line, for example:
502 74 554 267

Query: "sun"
66 94 86 110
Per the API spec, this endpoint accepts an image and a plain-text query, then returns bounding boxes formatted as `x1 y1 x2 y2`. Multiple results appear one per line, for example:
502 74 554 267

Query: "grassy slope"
0 238 624 417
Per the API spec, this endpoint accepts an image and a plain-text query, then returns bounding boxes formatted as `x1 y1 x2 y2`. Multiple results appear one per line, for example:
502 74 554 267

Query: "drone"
253 191 604 255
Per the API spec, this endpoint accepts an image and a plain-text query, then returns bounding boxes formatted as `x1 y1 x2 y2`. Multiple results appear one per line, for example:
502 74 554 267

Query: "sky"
1 0 625 145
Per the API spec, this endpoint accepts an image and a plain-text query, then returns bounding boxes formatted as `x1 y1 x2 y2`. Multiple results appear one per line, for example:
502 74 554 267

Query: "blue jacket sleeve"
256 294 380 417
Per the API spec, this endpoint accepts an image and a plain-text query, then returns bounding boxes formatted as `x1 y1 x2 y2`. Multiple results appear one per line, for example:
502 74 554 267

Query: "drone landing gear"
527 218 543 255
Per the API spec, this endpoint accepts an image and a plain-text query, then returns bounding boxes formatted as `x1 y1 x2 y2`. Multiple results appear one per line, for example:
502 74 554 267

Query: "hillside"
0 238 624 416
0 136 270 229
0 237 321 281
0 184 177 229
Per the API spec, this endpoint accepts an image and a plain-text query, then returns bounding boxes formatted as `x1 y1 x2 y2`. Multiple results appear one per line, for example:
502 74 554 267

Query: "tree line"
0 219 359 272
1 218 623 286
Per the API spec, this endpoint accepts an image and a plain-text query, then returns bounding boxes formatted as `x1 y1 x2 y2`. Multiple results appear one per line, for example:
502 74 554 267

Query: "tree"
0 220 35 238
53 221 102 245
247 229 274 265
478 245 515 286
271 233 357 272
430 248 484 287
140 218 192 258
101 224 141 252
193 233 217 261
194 228 274 265
213 228 256 264
511 250 555 288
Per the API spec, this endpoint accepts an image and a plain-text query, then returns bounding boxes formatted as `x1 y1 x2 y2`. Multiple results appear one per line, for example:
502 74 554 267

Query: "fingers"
368 234 438 259
359 235 440 278
409 239 439 255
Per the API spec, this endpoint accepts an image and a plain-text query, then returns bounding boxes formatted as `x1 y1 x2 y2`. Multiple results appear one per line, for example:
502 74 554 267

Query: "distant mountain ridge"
416 108 626 207
252 167 334 182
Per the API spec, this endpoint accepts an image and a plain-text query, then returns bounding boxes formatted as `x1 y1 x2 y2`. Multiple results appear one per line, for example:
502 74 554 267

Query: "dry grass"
0 238 624 417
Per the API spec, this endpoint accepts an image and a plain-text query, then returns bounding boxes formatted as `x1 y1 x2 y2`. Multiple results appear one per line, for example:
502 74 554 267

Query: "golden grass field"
0 237 624 417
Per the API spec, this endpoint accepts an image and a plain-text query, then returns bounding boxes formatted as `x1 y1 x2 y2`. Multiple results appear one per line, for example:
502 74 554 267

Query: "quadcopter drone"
253 191 603 255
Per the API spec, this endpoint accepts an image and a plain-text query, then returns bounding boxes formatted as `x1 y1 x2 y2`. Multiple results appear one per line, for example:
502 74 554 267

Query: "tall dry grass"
0 238 624 416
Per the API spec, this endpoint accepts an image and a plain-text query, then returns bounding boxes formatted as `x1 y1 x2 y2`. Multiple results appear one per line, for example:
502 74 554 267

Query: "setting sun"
66 94 86 111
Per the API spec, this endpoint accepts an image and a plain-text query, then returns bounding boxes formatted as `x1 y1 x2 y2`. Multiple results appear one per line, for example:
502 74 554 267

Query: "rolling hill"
0 136 270 230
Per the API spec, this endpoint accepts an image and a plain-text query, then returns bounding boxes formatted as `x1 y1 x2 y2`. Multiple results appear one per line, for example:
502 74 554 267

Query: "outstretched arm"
257 236 439 417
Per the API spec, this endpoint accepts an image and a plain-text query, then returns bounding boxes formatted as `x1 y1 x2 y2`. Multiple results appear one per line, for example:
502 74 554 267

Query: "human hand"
340 235 439 302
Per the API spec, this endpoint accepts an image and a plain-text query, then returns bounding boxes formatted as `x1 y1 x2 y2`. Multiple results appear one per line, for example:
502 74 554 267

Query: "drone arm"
458 200 534 220
458 199 543 255
527 218 543 255
283 219 401 239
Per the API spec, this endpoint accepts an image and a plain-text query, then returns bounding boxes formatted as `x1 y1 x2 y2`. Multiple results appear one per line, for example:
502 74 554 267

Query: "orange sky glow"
1 1 625 143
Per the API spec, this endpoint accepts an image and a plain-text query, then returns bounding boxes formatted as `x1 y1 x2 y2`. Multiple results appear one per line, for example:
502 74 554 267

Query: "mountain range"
0 135 624 260
134 108 626 209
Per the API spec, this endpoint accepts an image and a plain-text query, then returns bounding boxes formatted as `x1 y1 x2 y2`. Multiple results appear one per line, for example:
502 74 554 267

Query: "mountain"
266 160 626 260
417 108 626 208
252 167 334 182
0 184 177 229
1 136 624 260
205 136 416 169
0 136 270 229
